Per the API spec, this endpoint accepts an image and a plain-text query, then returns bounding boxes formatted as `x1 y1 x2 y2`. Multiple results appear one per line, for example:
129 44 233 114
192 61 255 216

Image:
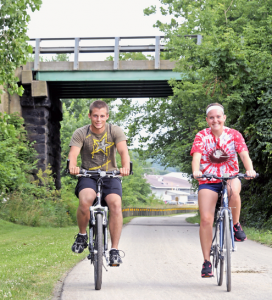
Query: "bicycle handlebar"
190 173 259 180
66 159 133 177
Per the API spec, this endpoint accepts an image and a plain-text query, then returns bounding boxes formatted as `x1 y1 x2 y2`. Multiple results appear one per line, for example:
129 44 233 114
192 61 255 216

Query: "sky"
26 0 173 146
27 0 171 61
28 0 167 38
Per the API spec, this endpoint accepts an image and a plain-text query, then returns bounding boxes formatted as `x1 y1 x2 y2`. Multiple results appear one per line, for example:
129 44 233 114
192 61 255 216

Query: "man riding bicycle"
68 100 130 266
191 103 256 278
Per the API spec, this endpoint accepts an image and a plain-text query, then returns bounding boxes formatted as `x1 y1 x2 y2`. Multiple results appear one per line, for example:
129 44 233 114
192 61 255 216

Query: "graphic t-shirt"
69 123 127 171
190 127 248 184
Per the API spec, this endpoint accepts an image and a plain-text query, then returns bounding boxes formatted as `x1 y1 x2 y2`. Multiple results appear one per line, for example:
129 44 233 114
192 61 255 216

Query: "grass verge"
186 213 272 247
0 219 85 299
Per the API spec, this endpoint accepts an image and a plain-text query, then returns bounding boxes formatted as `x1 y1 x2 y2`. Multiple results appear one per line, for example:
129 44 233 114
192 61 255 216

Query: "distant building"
144 174 197 203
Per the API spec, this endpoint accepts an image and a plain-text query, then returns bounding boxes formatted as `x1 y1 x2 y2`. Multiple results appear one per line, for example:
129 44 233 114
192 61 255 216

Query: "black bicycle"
193 172 258 292
67 160 132 290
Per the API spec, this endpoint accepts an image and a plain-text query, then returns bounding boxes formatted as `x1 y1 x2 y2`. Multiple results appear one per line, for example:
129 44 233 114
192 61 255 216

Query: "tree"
0 0 42 96
113 0 272 227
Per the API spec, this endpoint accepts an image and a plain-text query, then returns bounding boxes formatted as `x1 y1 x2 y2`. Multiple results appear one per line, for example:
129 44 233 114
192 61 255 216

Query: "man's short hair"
89 100 109 115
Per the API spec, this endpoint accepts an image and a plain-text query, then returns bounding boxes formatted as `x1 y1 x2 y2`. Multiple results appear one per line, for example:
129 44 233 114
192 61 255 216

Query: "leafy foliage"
0 0 42 95
0 112 37 194
116 0 272 228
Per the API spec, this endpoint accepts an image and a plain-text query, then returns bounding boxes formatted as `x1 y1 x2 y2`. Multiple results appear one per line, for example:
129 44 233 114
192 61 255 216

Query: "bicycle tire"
94 213 103 290
223 209 231 292
215 218 224 286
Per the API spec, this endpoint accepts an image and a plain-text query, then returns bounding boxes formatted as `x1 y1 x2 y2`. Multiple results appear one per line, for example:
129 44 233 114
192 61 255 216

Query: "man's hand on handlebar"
119 167 130 177
69 166 80 175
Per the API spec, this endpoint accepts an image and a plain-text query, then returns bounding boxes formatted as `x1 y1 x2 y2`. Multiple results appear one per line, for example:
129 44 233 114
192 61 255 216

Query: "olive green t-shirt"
69 123 127 171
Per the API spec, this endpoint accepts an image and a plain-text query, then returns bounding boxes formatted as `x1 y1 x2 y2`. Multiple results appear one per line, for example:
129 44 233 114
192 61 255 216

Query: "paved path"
61 214 272 300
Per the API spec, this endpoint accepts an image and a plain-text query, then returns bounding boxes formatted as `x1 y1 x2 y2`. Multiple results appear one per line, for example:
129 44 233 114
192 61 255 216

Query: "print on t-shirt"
208 149 229 164
91 132 114 158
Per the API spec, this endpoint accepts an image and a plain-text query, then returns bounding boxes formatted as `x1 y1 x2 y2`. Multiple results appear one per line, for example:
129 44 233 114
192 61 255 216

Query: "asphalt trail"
60 214 272 300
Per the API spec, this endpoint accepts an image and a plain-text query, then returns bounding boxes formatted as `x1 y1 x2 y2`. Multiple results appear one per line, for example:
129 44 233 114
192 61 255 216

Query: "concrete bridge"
0 35 201 188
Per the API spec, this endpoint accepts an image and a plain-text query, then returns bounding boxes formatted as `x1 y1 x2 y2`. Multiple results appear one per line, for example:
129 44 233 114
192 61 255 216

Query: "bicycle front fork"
219 208 237 252
88 208 109 261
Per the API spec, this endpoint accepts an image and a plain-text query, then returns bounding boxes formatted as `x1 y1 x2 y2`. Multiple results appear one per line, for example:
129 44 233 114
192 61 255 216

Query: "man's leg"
77 188 96 233
72 187 96 253
105 193 123 249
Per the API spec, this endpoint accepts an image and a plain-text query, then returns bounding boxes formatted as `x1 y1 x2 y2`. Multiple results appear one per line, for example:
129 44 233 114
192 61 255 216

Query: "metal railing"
29 35 202 71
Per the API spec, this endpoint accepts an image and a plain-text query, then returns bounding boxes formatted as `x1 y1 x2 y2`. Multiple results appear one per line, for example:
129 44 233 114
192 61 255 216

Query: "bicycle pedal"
109 263 120 267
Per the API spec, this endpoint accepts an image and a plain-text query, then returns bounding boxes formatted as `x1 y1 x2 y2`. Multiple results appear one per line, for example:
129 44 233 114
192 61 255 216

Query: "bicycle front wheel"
215 218 224 286
94 213 103 290
223 209 231 292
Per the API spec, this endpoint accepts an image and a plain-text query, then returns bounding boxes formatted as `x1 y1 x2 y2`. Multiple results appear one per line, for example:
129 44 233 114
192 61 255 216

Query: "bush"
0 167 75 227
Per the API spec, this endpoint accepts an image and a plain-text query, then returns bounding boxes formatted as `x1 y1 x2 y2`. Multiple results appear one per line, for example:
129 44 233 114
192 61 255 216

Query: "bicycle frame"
217 180 236 254
88 175 110 266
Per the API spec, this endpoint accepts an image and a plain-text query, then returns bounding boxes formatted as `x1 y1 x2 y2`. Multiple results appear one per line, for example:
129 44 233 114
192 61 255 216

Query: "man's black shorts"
75 177 122 205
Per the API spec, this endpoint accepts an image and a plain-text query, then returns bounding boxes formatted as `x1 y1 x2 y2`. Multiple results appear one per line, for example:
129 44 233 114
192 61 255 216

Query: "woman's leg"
227 178 241 225
198 188 218 261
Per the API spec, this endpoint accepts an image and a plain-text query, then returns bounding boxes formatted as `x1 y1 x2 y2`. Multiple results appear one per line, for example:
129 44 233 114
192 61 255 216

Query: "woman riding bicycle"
191 103 256 278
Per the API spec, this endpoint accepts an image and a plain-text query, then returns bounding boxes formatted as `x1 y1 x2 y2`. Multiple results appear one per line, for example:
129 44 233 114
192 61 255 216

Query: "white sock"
79 233 87 236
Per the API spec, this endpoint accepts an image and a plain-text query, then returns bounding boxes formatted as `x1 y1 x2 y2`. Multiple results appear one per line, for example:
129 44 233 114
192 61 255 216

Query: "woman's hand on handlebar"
69 166 80 175
245 170 257 180
193 170 203 180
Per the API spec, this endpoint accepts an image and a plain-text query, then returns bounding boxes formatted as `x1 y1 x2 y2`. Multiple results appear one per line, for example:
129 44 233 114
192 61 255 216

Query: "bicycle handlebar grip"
130 161 133 175
66 159 70 174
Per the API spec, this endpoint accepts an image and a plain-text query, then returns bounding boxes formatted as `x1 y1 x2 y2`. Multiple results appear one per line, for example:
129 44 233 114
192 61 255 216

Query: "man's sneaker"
109 249 123 266
233 222 247 241
71 233 88 253
201 260 213 278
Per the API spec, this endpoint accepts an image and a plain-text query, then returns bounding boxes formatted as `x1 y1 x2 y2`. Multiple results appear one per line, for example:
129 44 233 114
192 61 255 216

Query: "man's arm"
239 151 256 179
68 146 81 175
116 140 130 176
192 152 203 179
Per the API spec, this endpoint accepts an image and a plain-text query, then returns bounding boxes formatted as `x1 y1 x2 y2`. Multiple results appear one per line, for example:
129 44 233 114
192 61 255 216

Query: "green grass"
0 219 85 299
186 213 272 247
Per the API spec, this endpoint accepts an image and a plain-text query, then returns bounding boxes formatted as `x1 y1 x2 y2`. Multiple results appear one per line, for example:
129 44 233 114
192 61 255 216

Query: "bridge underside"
35 69 183 98
19 62 183 188
47 81 173 98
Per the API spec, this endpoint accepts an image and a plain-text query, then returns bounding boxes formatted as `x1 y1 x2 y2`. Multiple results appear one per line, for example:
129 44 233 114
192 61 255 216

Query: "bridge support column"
20 85 62 189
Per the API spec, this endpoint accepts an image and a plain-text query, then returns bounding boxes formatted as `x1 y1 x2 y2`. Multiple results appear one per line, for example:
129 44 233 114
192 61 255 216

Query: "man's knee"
78 189 96 211
106 195 122 215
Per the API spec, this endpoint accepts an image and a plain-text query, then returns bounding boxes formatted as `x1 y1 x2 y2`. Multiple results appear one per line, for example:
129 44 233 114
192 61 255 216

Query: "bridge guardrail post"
114 37 120 70
74 38 80 70
34 38 41 70
155 36 160 69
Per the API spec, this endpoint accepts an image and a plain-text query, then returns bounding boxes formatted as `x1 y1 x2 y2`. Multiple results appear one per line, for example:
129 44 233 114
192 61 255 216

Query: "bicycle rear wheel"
223 209 231 292
94 213 103 290
215 218 224 286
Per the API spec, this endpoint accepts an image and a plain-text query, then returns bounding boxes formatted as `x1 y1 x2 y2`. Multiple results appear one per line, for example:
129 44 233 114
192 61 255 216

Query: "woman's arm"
192 152 203 179
239 151 256 178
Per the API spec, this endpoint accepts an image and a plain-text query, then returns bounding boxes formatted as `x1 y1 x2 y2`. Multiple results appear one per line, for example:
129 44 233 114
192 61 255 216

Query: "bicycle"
193 172 258 292
67 160 133 290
